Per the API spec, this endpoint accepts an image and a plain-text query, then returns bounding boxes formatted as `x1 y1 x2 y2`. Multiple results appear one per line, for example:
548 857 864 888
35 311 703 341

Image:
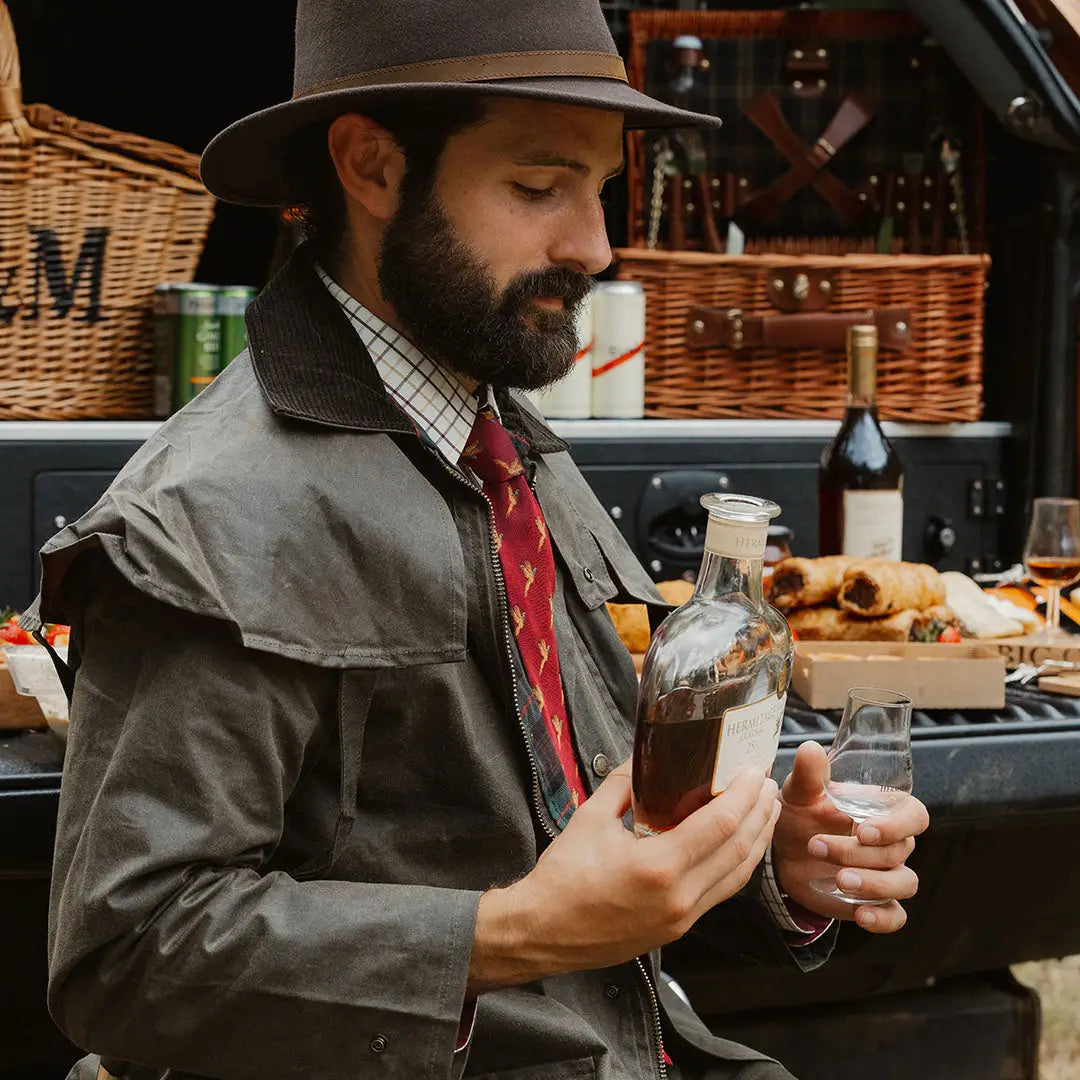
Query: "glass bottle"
818 324 904 559
632 494 793 838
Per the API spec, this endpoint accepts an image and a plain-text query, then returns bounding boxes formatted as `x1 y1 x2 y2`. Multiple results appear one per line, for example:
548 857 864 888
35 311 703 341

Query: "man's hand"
468 763 780 994
772 741 929 933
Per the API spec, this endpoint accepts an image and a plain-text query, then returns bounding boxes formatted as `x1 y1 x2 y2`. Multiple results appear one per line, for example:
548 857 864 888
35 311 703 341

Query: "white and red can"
536 292 593 419
591 281 645 418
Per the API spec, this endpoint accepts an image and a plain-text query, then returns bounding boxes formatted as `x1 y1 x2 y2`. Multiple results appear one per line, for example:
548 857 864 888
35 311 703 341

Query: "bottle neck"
695 516 769 605
848 343 878 408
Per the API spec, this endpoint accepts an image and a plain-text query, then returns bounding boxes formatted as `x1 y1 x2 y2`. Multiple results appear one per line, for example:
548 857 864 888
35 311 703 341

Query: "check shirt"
317 266 828 948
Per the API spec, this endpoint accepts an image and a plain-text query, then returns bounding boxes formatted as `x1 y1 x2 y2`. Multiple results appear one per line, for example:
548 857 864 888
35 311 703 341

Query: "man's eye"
513 183 556 201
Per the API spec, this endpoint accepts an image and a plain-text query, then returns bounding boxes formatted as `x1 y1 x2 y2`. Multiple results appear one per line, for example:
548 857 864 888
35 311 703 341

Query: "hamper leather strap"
740 92 871 227
685 305 911 352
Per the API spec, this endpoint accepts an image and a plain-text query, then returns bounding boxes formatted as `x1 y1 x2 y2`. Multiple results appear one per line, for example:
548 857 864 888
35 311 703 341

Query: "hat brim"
199 77 722 207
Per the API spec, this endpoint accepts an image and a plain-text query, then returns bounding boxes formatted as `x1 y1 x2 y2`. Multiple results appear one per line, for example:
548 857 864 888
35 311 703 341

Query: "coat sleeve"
48 553 480 1080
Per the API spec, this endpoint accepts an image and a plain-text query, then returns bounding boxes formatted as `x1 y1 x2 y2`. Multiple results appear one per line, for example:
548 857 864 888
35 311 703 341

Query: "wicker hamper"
622 9 991 422
0 2 216 420
613 248 989 422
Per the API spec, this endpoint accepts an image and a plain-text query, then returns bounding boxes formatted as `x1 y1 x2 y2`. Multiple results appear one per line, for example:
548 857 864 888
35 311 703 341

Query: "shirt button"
583 567 595 583
370 1035 388 1054
592 753 612 778
605 984 621 999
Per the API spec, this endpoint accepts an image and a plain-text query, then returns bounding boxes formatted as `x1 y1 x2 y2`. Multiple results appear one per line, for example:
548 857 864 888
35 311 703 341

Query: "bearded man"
30 2 928 1078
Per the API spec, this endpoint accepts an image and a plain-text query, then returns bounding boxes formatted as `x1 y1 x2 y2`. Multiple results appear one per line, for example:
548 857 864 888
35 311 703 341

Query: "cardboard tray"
793 642 1006 711
0 664 46 730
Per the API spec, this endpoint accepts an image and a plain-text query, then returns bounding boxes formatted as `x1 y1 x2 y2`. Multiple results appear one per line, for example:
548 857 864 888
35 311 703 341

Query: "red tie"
462 407 589 809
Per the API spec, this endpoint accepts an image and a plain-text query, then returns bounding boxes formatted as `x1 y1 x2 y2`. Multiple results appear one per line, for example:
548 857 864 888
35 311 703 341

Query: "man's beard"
377 186 594 392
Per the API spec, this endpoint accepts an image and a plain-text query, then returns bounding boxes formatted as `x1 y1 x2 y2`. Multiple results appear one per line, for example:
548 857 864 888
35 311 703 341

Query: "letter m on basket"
0 227 110 325
22 226 109 323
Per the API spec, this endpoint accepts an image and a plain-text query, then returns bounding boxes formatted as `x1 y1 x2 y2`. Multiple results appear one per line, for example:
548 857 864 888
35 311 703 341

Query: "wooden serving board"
981 635 1080 667
1037 673 1080 697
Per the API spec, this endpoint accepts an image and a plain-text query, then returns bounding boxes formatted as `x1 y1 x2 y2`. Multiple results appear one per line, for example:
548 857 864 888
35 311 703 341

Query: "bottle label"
842 490 904 560
711 692 787 795
705 518 767 561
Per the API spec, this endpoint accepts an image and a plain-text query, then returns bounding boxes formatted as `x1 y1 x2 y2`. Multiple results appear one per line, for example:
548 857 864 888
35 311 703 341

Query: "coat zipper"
435 455 556 841
636 957 669 1080
442 452 664 1072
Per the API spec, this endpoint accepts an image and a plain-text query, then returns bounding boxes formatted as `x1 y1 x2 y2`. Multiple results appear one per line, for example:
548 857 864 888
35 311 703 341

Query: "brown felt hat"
200 0 722 207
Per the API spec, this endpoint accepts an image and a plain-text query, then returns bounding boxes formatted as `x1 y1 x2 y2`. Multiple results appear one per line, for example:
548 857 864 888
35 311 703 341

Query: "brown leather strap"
685 305 911 353
695 172 724 253
296 50 627 97
740 92 871 227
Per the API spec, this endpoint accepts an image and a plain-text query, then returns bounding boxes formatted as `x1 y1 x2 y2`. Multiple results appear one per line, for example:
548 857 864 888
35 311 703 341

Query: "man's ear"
328 113 405 222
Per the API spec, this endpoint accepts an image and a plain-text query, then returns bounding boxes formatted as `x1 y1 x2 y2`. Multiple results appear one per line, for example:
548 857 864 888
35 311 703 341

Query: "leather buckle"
785 43 831 99
767 268 835 313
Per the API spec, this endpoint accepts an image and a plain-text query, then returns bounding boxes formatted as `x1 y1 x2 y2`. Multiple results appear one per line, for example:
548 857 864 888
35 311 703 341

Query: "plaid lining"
639 30 979 244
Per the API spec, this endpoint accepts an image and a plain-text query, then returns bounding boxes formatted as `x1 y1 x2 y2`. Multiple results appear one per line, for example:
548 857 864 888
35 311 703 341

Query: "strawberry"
937 625 963 644
45 625 70 648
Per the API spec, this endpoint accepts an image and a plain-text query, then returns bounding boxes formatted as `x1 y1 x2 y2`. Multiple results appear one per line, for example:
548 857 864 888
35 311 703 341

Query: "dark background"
8 1 297 289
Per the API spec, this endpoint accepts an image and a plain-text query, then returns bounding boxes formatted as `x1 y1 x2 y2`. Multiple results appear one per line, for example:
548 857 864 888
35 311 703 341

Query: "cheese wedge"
940 571 1025 638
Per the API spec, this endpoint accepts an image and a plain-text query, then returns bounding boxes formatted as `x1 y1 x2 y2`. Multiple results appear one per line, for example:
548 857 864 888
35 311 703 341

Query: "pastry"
838 561 946 617
770 556 860 611
605 580 696 654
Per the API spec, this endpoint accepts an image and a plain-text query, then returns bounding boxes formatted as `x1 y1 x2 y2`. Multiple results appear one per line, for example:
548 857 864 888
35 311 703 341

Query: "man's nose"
549 194 613 277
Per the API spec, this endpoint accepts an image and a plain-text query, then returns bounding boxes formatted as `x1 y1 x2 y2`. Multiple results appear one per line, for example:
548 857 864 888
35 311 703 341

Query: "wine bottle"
819 324 904 559
631 494 793 838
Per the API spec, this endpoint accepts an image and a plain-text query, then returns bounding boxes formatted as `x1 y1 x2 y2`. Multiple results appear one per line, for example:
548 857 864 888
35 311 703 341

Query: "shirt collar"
242 242 568 456
316 263 500 466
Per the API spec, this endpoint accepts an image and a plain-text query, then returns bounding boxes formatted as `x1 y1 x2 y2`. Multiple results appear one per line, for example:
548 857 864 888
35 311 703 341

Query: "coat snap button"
606 984 621 999
583 567 595 583
370 1035 388 1054
592 753 612 777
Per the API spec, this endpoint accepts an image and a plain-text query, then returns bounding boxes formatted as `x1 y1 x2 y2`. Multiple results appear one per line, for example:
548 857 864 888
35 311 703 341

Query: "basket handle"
685 305 912 352
0 0 31 144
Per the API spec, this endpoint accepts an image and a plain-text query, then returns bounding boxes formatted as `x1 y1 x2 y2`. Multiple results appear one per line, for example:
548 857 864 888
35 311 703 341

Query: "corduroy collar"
245 242 569 455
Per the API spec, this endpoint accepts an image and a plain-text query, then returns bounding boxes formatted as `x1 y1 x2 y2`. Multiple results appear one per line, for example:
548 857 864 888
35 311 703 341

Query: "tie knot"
461 407 526 485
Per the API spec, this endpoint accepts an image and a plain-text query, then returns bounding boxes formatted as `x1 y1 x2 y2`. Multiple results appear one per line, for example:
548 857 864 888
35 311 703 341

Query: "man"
30 2 928 1078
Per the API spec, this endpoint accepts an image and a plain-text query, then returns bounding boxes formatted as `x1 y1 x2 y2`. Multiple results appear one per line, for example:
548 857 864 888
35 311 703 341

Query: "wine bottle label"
705 518 767 561
711 692 787 795
842 490 904 560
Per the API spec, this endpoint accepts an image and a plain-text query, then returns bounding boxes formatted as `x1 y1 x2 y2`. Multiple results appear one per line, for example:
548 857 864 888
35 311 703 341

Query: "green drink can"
217 285 256 370
173 285 222 411
152 284 179 418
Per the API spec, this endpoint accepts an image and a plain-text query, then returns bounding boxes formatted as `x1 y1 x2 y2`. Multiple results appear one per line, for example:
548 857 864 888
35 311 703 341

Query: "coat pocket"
466 1056 597 1080
287 668 375 881
535 452 665 612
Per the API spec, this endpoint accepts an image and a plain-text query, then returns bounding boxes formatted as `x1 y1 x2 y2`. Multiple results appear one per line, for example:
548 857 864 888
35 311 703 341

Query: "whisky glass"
810 687 913 906
1023 497 1080 641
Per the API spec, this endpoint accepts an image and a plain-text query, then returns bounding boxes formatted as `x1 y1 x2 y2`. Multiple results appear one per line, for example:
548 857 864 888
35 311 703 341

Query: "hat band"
295 50 628 98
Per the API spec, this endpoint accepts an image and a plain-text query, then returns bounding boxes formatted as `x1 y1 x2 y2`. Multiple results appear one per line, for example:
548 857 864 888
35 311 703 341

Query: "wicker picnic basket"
620 9 990 422
613 248 989 422
0 2 216 420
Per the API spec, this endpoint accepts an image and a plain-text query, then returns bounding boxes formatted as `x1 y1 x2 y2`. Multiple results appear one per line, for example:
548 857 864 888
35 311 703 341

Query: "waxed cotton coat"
30 245 809 1080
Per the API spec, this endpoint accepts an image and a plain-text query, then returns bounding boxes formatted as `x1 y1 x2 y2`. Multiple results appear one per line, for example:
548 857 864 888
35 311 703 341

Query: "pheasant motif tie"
462 406 589 815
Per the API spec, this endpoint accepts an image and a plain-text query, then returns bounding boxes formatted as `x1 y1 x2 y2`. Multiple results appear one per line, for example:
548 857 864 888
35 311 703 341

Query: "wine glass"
810 687 913 907
1023 497 1080 641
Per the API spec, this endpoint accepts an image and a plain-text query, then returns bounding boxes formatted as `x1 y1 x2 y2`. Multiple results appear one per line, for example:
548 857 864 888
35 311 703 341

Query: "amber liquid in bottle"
819 325 904 558
632 495 792 838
